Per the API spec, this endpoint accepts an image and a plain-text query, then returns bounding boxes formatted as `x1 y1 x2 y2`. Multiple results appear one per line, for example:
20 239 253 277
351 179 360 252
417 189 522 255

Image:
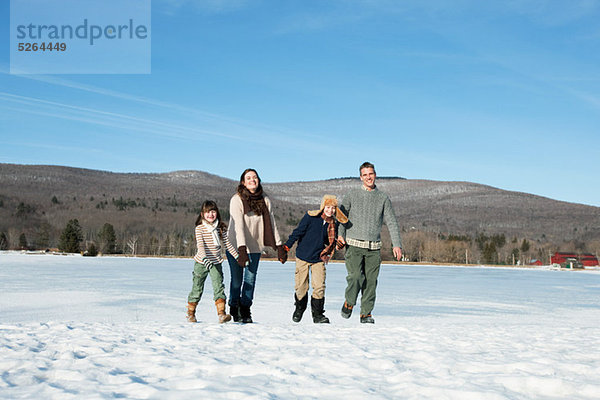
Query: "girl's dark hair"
195 200 227 234
236 168 263 196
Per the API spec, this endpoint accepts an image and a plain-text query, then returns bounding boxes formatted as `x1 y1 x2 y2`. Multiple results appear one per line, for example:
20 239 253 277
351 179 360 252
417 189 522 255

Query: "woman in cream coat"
226 168 285 323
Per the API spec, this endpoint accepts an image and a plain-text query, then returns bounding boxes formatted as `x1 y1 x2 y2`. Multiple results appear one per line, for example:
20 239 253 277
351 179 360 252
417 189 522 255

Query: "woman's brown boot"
187 301 198 323
215 298 232 323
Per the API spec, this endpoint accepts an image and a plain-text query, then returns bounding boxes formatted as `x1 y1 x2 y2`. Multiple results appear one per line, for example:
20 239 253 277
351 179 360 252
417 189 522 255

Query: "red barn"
551 252 599 267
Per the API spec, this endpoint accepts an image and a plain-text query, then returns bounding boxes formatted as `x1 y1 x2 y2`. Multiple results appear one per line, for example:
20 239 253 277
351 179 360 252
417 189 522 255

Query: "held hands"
237 246 249 268
393 247 402 262
336 236 346 250
202 257 215 270
277 245 288 264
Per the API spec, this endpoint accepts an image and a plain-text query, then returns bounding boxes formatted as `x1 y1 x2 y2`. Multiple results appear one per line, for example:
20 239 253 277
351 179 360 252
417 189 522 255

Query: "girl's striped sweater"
193 223 239 265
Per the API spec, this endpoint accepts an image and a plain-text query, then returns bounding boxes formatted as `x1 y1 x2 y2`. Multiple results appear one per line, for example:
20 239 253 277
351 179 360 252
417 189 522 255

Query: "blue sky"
1 0 600 206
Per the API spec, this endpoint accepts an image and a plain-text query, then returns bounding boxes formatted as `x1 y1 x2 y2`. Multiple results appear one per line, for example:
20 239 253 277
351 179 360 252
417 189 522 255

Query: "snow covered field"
1 252 599 399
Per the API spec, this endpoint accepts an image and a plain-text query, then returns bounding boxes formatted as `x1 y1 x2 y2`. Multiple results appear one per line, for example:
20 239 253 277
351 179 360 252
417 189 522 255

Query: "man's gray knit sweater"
338 186 402 248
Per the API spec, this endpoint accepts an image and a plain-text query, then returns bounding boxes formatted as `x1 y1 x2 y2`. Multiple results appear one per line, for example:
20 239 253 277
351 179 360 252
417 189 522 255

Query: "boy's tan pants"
295 259 326 299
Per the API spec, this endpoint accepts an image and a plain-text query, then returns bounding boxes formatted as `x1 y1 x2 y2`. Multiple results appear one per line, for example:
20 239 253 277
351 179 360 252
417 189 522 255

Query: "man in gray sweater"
337 162 402 323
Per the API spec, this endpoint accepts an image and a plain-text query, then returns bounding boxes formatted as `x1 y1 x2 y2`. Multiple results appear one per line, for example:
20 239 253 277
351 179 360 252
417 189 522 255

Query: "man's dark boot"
360 314 375 324
240 304 253 324
311 297 330 324
229 304 241 322
341 301 353 319
292 293 308 323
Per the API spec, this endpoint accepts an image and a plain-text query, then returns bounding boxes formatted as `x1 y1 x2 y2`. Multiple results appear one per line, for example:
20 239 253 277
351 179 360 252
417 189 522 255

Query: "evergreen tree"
85 243 98 257
482 242 498 264
58 219 83 253
37 223 51 249
19 233 28 250
0 232 8 250
475 233 488 251
491 234 506 249
98 223 117 254
520 239 530 253
511 248 520 264
16 202 35 217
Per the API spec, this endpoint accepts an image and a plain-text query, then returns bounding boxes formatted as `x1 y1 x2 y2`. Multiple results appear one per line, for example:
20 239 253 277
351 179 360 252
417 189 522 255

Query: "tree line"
0 220 116 256
400 230 600 265
2 218 599 265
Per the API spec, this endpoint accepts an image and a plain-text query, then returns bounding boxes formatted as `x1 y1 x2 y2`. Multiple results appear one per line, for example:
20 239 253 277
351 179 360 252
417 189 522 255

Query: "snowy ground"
1 252 599 399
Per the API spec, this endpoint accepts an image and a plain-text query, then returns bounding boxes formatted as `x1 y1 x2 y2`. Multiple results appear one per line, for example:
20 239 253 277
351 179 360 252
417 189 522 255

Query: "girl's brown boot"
215 298 232 323
187 301 198 323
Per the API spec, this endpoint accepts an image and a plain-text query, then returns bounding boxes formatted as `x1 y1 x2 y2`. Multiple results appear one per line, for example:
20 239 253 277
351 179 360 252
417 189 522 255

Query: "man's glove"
237 246 249 267
278 245 288 264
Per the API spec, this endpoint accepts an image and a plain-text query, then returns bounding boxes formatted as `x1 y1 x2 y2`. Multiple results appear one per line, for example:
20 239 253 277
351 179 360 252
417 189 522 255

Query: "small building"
550 252 599 267
529 259 543 266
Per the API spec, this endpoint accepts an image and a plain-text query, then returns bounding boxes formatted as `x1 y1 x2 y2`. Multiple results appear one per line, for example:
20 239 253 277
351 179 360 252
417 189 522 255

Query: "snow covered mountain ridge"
1 163 599 246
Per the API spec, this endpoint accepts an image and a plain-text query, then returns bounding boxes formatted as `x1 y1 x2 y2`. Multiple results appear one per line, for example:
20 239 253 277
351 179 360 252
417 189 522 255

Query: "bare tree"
127 235 139 255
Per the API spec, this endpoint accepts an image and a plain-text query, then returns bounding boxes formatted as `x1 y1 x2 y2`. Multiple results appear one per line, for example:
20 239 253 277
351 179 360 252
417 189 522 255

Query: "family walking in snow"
186 162 402 325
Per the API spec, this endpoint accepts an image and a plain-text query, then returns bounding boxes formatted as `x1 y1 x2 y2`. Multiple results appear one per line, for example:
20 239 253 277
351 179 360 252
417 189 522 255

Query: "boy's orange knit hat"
307 194 348 223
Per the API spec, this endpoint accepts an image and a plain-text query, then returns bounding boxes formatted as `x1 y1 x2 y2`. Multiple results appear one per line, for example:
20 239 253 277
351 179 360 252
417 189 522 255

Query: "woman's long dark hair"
237 168 266 214
195 200 227 235
236 168 263 195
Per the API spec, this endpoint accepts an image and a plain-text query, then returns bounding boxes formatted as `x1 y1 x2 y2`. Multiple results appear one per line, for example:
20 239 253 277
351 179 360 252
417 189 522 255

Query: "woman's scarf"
240 187 277 250
319 213 336 263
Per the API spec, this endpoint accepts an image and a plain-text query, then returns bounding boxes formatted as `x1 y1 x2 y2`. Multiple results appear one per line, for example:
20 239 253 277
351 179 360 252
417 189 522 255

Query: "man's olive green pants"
343 245 381 315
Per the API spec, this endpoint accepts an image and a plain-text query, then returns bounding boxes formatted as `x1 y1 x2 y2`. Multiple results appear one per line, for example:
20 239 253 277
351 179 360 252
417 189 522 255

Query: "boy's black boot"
292 293 308 323
311 297 330 324
240 304 253 324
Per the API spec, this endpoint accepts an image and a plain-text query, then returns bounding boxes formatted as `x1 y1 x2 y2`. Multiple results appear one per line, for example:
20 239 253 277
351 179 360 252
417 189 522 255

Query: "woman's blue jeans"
227 251 261 307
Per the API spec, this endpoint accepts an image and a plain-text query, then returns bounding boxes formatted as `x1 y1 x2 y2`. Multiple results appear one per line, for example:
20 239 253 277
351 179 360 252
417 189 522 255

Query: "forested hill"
1 164 599 261
265 178 600 243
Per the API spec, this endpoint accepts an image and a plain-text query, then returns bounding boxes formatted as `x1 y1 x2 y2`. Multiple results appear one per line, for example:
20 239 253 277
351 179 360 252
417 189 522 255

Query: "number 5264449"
18 42 67 51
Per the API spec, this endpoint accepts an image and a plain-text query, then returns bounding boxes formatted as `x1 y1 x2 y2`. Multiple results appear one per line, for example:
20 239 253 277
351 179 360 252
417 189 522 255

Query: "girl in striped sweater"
187 200 239 323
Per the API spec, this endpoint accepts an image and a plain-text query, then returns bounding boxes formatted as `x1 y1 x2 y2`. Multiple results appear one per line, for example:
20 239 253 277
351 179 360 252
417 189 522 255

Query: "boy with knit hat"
281 195 348 323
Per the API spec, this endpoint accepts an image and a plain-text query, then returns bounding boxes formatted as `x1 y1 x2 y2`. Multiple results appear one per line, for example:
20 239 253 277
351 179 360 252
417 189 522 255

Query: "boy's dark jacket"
285 212 339 263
